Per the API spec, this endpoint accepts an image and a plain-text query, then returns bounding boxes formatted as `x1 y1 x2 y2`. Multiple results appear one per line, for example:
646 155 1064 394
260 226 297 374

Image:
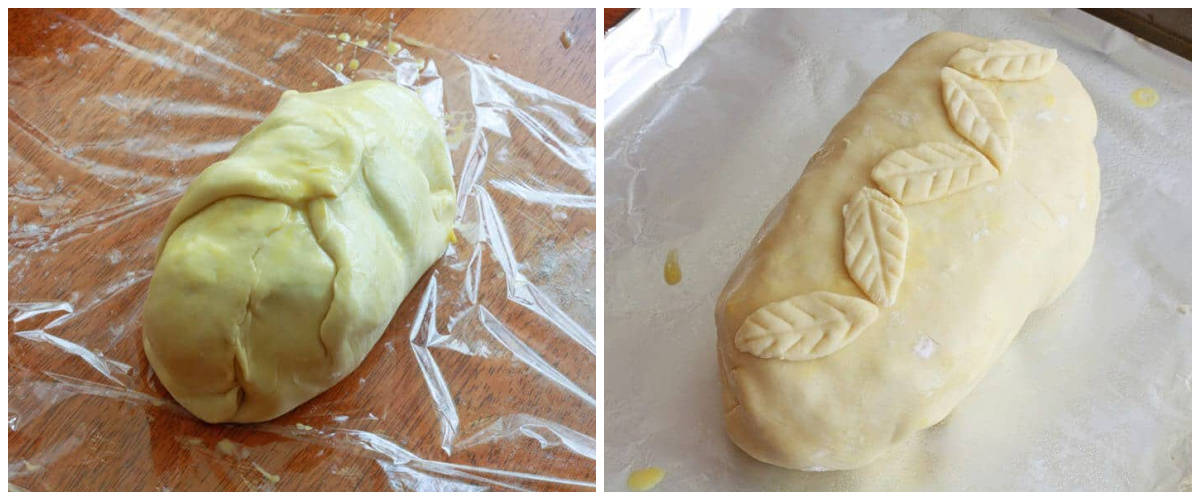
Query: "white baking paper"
603 8 1190 491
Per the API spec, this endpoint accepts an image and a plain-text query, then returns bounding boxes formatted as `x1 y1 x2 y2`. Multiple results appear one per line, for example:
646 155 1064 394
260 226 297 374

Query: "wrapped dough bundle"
143 81 456 423
715 32 1098 470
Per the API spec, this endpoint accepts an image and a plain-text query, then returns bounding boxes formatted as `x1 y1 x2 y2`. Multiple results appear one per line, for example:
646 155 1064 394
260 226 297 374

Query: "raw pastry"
715 32 1098 470
947 39 1058 81
143 80 456 423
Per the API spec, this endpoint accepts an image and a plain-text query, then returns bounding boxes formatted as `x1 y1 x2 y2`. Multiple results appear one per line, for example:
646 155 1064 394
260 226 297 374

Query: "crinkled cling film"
9 9 595 491
604 9 1188 492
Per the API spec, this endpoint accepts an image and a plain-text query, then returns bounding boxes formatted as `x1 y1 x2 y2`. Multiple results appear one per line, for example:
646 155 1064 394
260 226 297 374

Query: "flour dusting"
913 336 938 359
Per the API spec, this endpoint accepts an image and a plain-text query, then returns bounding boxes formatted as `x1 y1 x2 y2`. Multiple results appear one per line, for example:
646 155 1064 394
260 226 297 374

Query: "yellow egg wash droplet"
253 463 280 483
664 249 682 285
1131 87 1159 108
337 32 351 43
348 59 360 71
627 467 665 491
333 62 344 73
386 41 402 57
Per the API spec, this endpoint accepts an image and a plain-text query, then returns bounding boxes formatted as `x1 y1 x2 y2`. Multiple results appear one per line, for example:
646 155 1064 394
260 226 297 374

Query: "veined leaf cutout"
843 187 908 306
734 291 879 361
941 67 1013 170
870 142 998 205
948 40 1057 81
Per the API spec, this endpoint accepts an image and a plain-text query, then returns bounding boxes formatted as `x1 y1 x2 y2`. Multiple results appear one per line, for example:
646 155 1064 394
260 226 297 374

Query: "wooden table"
1083 8 1191 61
604 8 635 33
8 8 595 491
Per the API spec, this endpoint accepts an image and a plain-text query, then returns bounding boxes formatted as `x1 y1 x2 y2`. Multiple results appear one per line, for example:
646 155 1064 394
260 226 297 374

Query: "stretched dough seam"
300 205 338 364
155 193 328 258
357 156 410 259
306 202 341 367
227 208 290 417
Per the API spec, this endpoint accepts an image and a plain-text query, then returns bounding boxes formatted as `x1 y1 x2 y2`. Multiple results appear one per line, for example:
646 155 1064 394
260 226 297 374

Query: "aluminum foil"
604 8 1189 491
9 8 595 491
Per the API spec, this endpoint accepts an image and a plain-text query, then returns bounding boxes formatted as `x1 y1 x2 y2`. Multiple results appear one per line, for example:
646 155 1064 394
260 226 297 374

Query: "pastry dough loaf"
715 32 1098 470
143 80 456 423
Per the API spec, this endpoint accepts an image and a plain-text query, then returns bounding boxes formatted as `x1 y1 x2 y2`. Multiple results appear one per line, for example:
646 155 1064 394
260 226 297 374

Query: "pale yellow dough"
143 80 456 423
715 32 1098 470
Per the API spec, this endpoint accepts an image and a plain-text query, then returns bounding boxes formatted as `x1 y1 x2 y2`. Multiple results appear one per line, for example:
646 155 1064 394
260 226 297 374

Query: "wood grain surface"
604 8 635 33
8 8 596 492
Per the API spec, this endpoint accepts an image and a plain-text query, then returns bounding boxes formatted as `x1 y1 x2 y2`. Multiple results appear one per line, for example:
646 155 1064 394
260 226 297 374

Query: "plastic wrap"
9 8 595 491
604 8 1189 491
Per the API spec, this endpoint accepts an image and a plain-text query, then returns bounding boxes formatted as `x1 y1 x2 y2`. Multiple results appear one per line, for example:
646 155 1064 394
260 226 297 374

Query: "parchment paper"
604 8 1190 491
9 8 595 491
